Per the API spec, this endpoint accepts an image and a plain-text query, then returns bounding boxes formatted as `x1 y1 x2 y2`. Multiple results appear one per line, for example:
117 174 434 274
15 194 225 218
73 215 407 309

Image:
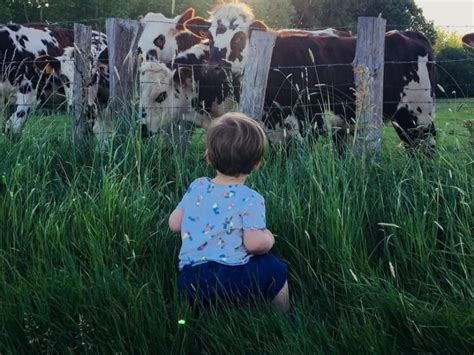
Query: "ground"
0 99 472 353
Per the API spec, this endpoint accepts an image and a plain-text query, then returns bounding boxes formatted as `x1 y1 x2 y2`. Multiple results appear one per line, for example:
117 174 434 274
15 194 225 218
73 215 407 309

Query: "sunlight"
415 0 474 33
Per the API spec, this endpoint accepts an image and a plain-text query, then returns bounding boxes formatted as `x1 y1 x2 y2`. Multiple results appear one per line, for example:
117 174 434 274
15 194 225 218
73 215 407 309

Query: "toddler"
168 112 289 312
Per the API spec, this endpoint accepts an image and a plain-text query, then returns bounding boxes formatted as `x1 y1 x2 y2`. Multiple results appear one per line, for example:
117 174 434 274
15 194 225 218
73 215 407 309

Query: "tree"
243 0 296 29
434 28 474 97
291 0 436 44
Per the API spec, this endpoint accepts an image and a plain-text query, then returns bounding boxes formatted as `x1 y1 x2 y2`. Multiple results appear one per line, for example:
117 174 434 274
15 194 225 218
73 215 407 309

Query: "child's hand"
168 209 184 233
243 229 275 255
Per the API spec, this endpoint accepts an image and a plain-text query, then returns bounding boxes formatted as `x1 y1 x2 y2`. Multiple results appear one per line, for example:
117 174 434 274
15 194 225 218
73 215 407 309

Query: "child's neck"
212 172 248 185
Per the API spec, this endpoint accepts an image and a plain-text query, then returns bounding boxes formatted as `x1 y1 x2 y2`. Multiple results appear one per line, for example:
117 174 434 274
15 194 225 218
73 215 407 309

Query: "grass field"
0 99 473 353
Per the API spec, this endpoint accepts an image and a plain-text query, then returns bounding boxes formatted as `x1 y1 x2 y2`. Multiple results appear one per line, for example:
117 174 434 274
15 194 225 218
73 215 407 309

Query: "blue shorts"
177 253 288 306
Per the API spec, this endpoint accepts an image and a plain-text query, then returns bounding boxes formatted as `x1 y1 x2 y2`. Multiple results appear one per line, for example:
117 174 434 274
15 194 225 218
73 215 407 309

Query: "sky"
415 0 474 33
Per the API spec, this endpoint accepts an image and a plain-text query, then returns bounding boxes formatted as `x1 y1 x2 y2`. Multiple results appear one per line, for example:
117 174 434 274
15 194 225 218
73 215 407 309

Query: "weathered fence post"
240 31 277 121
105 18 143 138
72 23 92 145
353 16 386 160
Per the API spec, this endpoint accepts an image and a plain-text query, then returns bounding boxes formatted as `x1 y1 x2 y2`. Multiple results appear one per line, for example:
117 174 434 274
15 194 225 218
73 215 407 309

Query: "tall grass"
0 117 472 353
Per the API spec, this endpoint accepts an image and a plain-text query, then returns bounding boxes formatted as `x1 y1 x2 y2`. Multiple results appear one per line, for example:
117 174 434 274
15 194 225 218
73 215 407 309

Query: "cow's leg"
4 80 36 138
0 84 15 129
330 113 351 155
0 94 6 128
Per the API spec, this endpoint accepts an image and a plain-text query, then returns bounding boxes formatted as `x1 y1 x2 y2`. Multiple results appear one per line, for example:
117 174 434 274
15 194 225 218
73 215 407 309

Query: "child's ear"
204 149 211 164
253 160 262 171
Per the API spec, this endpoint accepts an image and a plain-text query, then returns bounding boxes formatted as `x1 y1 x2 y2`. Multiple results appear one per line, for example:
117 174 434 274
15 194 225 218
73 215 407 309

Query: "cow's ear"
173 66 194 88
249 20 268 38
137 15 144 21
462 33 474 50
34 55 60 75
176 8 196 31
184 17 211 38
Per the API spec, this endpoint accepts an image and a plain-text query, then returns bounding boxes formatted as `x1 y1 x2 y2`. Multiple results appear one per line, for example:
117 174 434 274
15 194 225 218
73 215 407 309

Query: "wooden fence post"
105 18 143 138
240 31 277 121
353 16 386 160
72 23 92 145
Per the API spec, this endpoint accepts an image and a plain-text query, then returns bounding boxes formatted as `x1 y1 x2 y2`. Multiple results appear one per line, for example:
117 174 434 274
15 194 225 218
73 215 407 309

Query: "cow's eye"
155 91 167 103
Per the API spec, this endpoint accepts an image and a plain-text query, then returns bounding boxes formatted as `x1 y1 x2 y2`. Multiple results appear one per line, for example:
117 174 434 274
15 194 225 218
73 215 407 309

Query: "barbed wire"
2 56 474 68
4 15 474 39
7 98 474 110
26 16 474 31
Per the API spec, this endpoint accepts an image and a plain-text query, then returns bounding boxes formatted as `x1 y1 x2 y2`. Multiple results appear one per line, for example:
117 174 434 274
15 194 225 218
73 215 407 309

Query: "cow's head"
139 61 212 136
139 62 181 135
185 3 268 74
462 33 474 51
138 8 202 63
34 47 108 127
34 48 75 107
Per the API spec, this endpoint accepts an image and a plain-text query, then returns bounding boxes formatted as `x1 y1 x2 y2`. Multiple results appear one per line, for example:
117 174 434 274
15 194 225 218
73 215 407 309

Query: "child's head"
206 113 266 177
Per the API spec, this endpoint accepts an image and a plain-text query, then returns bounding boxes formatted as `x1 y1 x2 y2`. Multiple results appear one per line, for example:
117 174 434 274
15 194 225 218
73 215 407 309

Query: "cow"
33 31 108 132
138 31 356 138
138 8 205 64
138 8 212 139
138 24 352 136
462 33 474 50
184 3 436 153
281 28 353 37
139 43 212 138
0 23 75 137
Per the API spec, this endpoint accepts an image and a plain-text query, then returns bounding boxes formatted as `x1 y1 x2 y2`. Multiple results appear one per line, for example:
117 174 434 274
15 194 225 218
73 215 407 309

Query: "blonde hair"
206 112 266 176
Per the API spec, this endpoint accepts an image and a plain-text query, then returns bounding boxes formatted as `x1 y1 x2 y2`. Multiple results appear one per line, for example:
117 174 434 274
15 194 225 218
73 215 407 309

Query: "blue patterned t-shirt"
176 177 266 270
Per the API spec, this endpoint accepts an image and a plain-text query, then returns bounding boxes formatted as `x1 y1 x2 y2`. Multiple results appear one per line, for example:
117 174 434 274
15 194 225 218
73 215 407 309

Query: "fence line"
34 16 474 31
10 100 474 110
2 56 474 67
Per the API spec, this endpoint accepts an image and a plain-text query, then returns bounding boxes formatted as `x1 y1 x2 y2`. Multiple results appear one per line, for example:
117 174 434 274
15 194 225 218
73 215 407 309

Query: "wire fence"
2 56 474 67
21 16 474 31
1 17 473 142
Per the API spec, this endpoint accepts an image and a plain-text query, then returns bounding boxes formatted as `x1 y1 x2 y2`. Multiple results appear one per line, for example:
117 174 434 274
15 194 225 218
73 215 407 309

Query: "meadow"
0 99 472 353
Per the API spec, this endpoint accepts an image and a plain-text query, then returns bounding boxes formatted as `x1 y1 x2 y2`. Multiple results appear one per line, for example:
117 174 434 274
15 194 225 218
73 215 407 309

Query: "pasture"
0 98 472 353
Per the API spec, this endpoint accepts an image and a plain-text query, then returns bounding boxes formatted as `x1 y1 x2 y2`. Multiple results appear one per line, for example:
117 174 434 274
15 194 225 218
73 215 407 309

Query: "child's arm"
244 229 275 255
168 209 184 233
242 193 273 254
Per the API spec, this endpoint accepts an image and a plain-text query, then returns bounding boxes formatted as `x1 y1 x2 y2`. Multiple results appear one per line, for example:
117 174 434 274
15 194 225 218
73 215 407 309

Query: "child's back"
178 177 265 270
168 112 289 312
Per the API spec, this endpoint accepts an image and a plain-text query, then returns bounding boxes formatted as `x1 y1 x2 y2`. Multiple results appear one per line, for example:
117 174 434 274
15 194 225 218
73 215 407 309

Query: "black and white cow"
33 31 108 131
0 23 75 136
184 3 437 151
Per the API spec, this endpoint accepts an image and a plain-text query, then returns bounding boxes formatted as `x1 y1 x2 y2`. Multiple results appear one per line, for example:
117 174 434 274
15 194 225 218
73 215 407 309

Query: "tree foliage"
292 0 437 43
434 28 474 97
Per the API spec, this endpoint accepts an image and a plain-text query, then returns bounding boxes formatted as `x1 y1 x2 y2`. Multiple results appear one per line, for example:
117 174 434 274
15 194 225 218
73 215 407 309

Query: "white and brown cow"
138 8 205 64
462 33 474 51
0 23 75 137
139 43 211 137
184 3 437 152
138 8 212 137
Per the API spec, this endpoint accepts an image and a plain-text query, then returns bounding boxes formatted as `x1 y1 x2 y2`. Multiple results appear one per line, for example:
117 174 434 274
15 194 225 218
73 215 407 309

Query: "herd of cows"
0 3 441 152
